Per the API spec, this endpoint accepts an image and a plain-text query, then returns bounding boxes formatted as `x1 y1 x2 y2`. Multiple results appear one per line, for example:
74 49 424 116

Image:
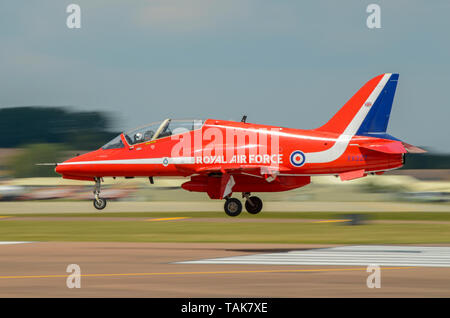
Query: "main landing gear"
223 193 263 217
244 193 263 215
224 198 242 217
93 177 107 210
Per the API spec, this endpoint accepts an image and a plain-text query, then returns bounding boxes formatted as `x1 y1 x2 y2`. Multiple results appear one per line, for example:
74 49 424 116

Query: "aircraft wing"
177 164 287 182
197 165 287 181
179 164 291 199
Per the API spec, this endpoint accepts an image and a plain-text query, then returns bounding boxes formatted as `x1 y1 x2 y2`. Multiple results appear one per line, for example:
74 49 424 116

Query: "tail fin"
316 73 398 139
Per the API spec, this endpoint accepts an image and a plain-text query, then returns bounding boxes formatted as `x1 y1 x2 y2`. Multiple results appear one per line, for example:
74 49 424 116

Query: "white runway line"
176 245 450 268
0 241 34 245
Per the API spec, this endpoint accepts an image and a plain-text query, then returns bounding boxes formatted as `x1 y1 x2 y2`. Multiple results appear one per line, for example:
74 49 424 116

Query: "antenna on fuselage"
241 115 247 123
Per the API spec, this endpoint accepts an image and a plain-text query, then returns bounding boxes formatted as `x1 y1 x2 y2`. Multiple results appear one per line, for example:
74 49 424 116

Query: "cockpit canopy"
102 119 204 150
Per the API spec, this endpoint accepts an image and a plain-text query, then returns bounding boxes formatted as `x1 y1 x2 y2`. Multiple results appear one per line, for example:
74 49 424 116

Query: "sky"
0 0 449 152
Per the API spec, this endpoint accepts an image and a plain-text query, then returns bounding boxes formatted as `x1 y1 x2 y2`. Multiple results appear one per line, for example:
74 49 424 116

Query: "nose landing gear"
93 177 107 210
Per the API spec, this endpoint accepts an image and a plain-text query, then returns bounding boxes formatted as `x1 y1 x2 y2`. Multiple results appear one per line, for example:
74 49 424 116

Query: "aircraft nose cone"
54 164 60 175
55 163 70 176
54 150 100 180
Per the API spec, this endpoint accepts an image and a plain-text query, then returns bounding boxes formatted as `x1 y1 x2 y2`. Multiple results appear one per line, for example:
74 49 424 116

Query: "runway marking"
0 241 33 245
0 266 414 279
146 217 190 222
177 246 450 267
314 219 350 223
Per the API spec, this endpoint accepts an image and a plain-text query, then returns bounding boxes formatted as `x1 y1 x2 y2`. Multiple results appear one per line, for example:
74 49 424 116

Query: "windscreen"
101 135 124 149
124 119 204 145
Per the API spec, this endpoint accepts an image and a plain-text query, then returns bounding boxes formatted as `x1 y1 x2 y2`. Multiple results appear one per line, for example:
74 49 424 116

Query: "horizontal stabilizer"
359 140 407 154
402 142 427 154
359 140 427 154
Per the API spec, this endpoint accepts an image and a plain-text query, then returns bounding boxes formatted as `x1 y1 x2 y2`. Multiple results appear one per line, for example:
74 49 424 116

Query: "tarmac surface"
1 242 450 297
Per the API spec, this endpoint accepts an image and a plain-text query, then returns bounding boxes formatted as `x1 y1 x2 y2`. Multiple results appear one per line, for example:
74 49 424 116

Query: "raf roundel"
290 150 306 167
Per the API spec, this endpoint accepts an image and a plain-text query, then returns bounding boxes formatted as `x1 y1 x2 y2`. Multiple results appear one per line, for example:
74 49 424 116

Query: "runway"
1 242 449 297
178 245 450 267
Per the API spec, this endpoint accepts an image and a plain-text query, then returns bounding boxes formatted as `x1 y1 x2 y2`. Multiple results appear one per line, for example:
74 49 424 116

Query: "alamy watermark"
66 4 81 29
366 4 381 29
66 264 81 288
366 265 381 288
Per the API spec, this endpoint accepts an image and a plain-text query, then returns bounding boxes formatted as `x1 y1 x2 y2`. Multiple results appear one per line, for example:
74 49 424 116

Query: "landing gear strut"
243 192 263 214
93 177 107 210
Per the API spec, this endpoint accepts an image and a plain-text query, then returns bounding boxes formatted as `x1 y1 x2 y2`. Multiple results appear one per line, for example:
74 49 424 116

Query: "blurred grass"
4 211 450 221
1 220 450 244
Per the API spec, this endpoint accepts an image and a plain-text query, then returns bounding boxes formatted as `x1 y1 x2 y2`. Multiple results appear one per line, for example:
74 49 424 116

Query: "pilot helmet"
135 132 143 141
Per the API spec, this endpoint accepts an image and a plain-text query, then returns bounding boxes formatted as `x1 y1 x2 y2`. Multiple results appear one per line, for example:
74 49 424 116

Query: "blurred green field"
4 211 450 221
1 212 450 244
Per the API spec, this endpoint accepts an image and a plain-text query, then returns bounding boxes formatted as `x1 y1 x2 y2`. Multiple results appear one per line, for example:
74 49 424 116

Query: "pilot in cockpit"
134 132 143 143
143 130 154 141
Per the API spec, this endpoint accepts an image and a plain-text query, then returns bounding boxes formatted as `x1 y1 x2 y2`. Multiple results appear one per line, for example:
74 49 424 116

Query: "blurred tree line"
0 107 119 177
0 106 117 149
402 153 450 169
6 144 68 178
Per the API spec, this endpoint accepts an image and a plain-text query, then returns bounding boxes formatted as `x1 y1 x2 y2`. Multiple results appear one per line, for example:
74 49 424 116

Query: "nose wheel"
93 177 107 210
93 197 107 210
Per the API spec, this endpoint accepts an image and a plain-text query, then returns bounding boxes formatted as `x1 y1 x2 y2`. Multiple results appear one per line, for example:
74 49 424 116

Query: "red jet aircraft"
55 73 425 216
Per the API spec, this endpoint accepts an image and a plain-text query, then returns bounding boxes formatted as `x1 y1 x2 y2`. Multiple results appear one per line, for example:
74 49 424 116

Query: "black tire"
245 196 263 214
93 198 107 210
224 198 242 217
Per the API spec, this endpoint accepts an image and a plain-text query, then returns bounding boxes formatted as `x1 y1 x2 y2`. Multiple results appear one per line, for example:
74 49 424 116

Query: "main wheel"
93 197 107 210
245 196 263 214
224 198 242 217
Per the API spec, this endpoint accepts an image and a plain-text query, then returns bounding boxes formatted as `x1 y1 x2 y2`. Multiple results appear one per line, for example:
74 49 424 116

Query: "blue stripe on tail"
356 73 399 140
